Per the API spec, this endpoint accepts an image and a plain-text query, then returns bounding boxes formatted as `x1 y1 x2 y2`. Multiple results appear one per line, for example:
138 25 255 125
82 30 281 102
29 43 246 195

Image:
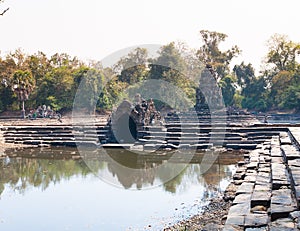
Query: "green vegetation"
1 30 300 114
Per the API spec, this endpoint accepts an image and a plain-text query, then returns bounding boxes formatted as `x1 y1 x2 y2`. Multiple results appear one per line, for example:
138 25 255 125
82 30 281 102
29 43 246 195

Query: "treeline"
1 30 300 114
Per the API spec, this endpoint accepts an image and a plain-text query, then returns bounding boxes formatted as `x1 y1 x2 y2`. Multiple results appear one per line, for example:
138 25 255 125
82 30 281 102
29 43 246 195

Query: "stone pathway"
289 127 300 148
223 130 300 230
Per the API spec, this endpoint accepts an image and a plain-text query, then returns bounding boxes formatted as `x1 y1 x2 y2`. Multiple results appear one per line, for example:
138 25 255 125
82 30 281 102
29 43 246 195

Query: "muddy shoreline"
164 193 232 231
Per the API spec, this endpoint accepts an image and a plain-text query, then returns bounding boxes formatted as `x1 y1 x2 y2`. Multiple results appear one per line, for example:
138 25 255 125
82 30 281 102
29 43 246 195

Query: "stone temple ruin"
107 94 161 143
195 65 224 112
107 65 227 144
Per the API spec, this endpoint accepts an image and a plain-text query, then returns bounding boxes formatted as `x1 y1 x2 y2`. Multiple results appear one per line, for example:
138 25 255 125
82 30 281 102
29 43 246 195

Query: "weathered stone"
244 214 268 227
233 173 245 180
285 153 300 161
223 224 244 231
271 163 287 176
245 226 268 231
271 157 283 163
257 172 270 178
259 156 266 163
233 193 251 205
271 149 282 157
237 161 245 166
228 203 250 216
235 166 246 173
259 167 270 173
271 204 297 221
236 182 254 195
288 159 300 167
280 138 292 145
234 180 245 185
256 175 271 185
294 186 300 201
247 169 258 175
272 180 290 190
244 175 257 183
281 144 298 153
272 189 293 205
289 210 300 220
251 191 271 208
291 172 300 186
264 157 272 162
247 162 258 170
254 184 271 191
270 217 296 230
225 215 245 226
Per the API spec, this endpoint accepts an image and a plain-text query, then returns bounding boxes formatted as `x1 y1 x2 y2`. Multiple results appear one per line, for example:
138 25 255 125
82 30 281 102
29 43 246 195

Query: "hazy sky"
1 0 300 71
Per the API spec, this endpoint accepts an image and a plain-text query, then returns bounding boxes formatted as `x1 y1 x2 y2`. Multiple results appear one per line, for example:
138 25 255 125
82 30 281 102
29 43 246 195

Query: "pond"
0 147 242 230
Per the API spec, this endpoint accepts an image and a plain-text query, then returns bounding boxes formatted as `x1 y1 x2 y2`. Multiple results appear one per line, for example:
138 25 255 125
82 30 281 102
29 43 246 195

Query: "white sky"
0 0 300 72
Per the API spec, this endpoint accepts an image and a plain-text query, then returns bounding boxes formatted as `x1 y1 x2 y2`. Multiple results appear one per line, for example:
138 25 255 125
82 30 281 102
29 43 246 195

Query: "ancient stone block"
233 193 252 205
244 214 269 228
294 186 300 202
228 203 250 216
271 204 296 221
256 175 271 185
271 157 283 163
223 224 244 231
236 182 254 195
244 175 257 183
251 191 271 208
247 162 258 170
233 173 245 180
270 217 296 230
289 210 300 220
272 189 293 205
225 215 245 226
272 180 290 190
245 227 268 231
254 184 271 191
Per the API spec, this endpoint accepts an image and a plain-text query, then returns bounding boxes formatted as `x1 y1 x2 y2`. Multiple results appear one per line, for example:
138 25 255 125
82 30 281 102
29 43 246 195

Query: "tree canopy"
0 30 300 114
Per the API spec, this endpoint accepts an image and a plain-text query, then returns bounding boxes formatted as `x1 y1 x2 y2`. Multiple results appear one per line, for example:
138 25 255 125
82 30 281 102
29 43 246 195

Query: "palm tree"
12 70 35 118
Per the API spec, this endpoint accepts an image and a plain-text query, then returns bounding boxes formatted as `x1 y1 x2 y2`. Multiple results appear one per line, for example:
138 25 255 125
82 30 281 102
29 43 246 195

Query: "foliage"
1 31 300 113
197 30 241 80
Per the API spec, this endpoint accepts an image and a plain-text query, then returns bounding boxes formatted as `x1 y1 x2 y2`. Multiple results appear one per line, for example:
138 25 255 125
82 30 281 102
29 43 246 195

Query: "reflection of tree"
0 156 95 196
159 163 233 194
0 148 239 194
158 164 187 193
106 149 156 189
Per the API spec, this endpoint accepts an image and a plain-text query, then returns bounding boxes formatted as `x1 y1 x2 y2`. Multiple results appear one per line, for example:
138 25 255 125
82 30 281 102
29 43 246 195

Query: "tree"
262 34 300 110
233 62 255 90
241 77 268 111
0 0 9 16
114 48 148 85
73 67 106 114
280 85 300 111
11 70 35 117
148 42 196 109
219 75 236 106
265 34 300 74
197 30 241 81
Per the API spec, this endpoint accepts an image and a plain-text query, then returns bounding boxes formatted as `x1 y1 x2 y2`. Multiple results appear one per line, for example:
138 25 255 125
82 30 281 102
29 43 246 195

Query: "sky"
0 0 300 72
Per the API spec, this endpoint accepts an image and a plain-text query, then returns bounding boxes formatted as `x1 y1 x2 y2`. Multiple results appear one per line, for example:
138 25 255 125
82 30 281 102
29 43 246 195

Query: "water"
0 147 241 230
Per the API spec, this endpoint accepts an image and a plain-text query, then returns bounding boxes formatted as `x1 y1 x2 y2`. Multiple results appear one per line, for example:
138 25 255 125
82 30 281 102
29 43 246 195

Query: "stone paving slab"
244 214 269 228
224 132 300 230
251 191 271 207
236 182 254 195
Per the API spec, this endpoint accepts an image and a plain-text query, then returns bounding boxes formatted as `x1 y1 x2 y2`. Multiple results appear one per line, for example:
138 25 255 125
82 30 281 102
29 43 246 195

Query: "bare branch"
0 7 9 16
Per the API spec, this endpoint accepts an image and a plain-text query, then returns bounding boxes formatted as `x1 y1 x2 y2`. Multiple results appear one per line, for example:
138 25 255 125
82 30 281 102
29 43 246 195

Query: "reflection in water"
1 147 242 194
0 147 242 230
